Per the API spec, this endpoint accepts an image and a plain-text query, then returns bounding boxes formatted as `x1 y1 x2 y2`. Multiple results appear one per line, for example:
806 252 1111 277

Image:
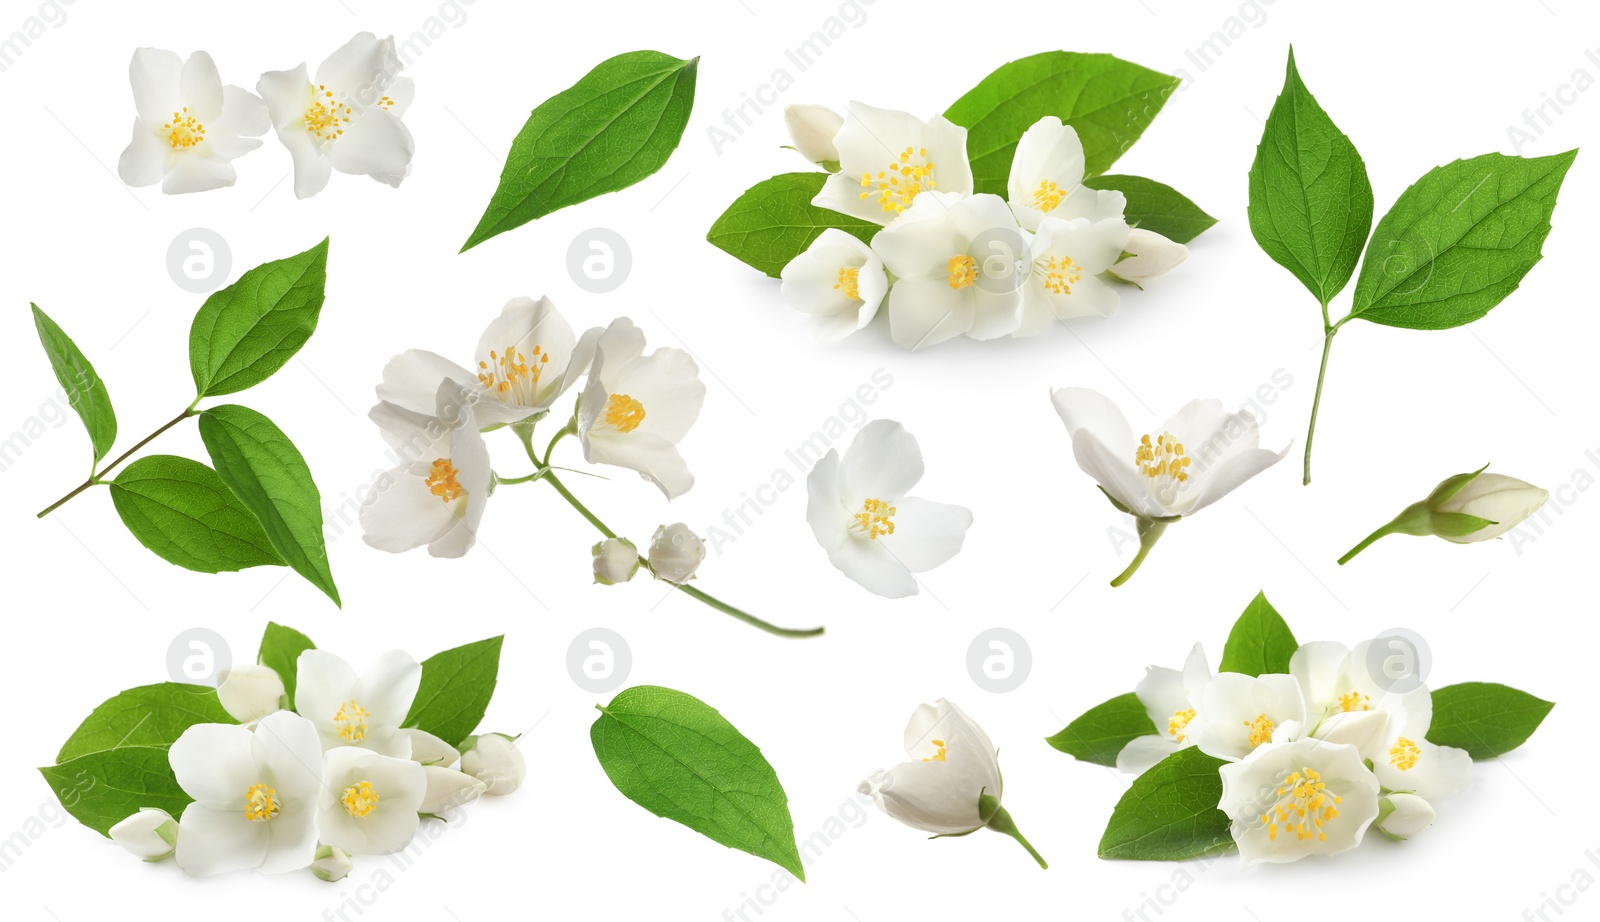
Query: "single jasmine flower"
117 48 268 194
317 747 427 855
577 319 705 500
295 649 422 758
812 102 972 225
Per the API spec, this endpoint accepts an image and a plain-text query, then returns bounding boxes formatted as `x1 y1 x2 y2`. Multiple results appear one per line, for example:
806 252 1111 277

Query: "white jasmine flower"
779 229 888 342
1015 212 1130 337
361 379 491 559
117 48 268 194
1005 117 1122 232
1191 673 1307 763
805 420 972 599
859 699 1002 835
257 32 415 199
1116 643 1212 774
317 747 427 856
577 319 705 500
1218 738 1381 869
294 649 422 758
813 102 972 225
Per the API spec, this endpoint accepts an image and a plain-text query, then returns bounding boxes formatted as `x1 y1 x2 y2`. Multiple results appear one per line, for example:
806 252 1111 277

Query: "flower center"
164 108 205 149
341 781 380 818
605 394 646 433
922 738 947 763
835 266 861 301
1031 179 1066 213
1389 737 1420 771
858 146 936 215
1258 767 1341 844
1039 255 1082 295
1338 692 1371 712
947 254 978 290
1244 714 1274 749
1136 432 1191 486
425 459 465 504
303 85 353 142
478 344 548 400
244 782 278 822
1169 708 1196 743
335 699 370 742
852 498 896 539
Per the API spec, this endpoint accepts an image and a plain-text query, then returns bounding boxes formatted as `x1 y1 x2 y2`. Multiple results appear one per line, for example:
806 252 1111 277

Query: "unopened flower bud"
1340 466 1549 564
311 844 352 882
649 523 705 585
1376 793 1434 840
592 537 641 585
784 104 843 167
216 664 284 723
460 733 525 796
420 765 487 815
109 807 178 862
1108 228 1187 283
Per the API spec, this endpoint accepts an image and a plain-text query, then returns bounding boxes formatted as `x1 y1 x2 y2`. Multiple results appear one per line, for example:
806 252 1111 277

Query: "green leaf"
591 685 803 880
1217 591 1298 676
1097 747 1234 860
707 172 878 278
198 405 339 606
258 622 315 711
1084 175 1217 243
1246 48 1373 306
188 238 329 398
1348 149 1578 329
944 51 1181 194
1046 692 1158 766
109 454 284 573
1427 682 1554 759
404 636 505 746
57 682 235 763
462 51 698 251
40 747 192 837
31 304 116 464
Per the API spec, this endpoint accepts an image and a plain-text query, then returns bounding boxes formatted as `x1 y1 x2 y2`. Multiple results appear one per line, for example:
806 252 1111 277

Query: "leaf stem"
36 407 196 518
1304 324 1339 486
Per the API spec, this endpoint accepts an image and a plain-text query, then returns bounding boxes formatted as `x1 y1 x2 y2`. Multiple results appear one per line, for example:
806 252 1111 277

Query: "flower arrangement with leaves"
708 51 1214 349
32 239 341 605
1247 48 1577 484
1049 592 1554 867
363 296 822 638
39 623 517 880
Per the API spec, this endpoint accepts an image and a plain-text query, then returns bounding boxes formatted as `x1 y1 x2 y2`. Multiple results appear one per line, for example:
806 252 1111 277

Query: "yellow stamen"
1135 432 1191 484
1243 714 1275 749
1031 179 1066 213
425 459 465 504
163 107 206 150
244 783 278 822
1338 692 1371 712
852 498 896 539
1040 254 1082 295
1258 767 1341 844
341 781 380 818
477 343 547 399
947 254 977 290
922 738 947 762
1389 737 1421 771
835 266 861 301
857 145 936 214
1169 708 1196 744
335 699 370 742
605 394 646 433
303 84 353 141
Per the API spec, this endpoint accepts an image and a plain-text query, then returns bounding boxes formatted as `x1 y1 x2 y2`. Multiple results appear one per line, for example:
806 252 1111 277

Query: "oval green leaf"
707 172 878 278
31 303 116 465
1247 48 1374 306
1217 591 1298 676
944 51 1181 194
189 238 329 399
1084 174 1217 244
198 405 339 606
1349 149 1577 329
1427 681 1554 760
1098 747 1233 860
258 622 316 711
1046 692 1158 766
57 682 235 763
40 747 192 837
462 51 698 251
405 636 504 746
592 685 803 880
110 454 284 573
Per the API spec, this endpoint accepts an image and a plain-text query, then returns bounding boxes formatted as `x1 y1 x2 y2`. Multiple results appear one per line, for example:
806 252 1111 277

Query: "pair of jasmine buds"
591 523 707 586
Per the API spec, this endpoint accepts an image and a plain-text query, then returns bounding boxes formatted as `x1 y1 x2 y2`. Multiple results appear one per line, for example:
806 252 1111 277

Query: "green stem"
1304 323 1339 487
985 804 1048 870
1110 519 1168 587
673 583 824 639
1337 502 1431 565
36 406 196 518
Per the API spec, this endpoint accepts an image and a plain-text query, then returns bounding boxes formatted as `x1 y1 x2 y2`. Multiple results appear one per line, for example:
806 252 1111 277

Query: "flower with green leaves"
1339 466 1549 564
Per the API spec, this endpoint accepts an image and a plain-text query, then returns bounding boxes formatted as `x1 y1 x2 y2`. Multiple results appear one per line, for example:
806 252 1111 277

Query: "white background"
0 0 1595 919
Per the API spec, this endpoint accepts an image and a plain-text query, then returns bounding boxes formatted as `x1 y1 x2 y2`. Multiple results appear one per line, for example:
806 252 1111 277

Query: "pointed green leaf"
1427 682 1554 759
707 172 878 278
1098 747 1234 860
945 51 1181 194
258 622 316 711
1084 174 1217 243
31 304 116 464
41 747 192 837
1217 591 1298 676
463 51 698 251
1046 692 1158 766
57 682 235 763
1349 149 1577 329
592 685 803 880
1247 48 1373 306
109 454 284 573
198 405 339 606
189 238 329 398
405 636 504 746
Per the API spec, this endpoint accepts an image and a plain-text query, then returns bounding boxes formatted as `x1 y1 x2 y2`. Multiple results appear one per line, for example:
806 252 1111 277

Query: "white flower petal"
174 804 268 877
353 650 423 732
1116 734 1182 775
169 723 257 808
128 48 182 127
161 155 237 195
117 123 168 187
328 107 414 184
178 50 224 121
880 496 971 573
887 277 973 349
376 350 477 417
827 536 917 598
840 419 924 502
315 33 400 100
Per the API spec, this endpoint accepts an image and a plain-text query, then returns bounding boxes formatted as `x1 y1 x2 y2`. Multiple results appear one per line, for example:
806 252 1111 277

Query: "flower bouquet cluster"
118 32 415 197
709 51 1216 348
40 624 517 880
1049 592 1554 867
363 295 822 637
